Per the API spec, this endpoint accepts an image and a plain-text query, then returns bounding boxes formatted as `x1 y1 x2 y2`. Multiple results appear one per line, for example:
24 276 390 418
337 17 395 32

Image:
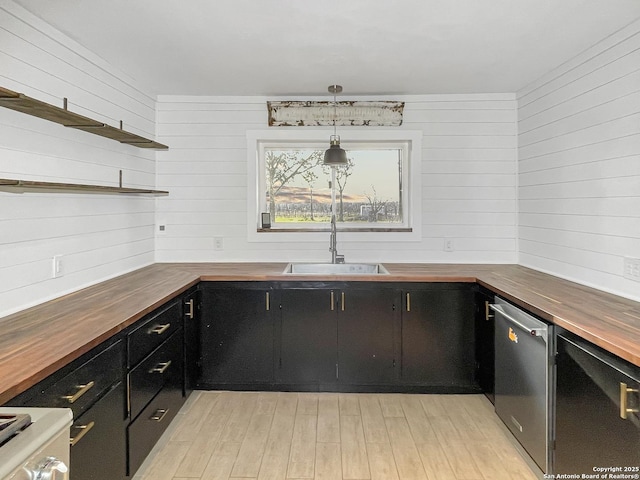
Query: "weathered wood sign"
267 101 404 126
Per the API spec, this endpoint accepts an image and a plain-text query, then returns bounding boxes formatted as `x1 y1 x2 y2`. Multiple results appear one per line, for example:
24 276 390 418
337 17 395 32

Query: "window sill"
257 227 413 233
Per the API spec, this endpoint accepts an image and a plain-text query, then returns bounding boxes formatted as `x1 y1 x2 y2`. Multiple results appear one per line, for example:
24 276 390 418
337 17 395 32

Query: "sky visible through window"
287 150 398 198
266 148 402 224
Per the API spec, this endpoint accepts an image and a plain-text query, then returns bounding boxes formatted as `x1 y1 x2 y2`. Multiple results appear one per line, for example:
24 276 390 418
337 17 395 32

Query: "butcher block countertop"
1 262 639 405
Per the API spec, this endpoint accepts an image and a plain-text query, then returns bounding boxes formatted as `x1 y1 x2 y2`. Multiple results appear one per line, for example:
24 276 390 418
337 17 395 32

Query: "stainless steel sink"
282 263 389 275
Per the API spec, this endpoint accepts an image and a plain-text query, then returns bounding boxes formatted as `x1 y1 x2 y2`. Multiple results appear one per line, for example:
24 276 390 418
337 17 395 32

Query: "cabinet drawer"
38 340 124 418
70 382 127 480
129 329 183 420
127 382 184 476
128 300 181 367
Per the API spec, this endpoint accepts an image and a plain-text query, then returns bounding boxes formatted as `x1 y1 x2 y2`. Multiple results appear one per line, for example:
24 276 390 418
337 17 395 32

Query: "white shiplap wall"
0 1 158 317
155 94 517 264
517 19 640 301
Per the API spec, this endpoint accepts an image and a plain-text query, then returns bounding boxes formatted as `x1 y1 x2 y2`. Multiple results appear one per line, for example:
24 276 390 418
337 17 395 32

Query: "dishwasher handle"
489 304 545 337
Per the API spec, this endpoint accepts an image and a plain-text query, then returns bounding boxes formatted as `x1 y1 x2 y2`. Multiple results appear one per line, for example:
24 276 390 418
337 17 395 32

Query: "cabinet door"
279 288 337 388
70 382 127 480
183 288 201 395
475 288 495 402
199 284 275 386
337 286 399 386
401 285 476 389
555 333 640 474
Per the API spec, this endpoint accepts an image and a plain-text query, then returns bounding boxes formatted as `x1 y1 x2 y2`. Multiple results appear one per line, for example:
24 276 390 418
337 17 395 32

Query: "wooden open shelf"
0 87 168 150
0 178 168 196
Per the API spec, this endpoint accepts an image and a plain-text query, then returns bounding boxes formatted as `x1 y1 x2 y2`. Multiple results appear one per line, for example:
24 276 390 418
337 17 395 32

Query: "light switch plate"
623 257 640 282
443 238 454 252
52 255 63 278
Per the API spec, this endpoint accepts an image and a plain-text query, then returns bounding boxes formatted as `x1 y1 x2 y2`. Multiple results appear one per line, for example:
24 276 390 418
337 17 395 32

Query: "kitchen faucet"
329 213 344 264
328 166 345 264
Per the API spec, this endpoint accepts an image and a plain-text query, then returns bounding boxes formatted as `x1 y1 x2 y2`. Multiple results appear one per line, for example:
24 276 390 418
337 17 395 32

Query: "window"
264 145 406 227
247 130 422 242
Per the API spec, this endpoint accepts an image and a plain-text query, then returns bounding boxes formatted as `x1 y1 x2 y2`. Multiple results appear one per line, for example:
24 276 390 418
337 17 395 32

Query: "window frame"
247 129 422 244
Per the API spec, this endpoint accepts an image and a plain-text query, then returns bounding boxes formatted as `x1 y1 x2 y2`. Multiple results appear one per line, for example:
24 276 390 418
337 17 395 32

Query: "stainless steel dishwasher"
490 297 554 474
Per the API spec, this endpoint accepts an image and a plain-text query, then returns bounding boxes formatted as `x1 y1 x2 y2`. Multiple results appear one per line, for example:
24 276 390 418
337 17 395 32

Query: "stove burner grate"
0 414 32 446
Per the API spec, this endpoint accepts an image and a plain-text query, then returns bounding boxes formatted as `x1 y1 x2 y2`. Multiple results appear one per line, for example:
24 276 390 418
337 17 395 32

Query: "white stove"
0 407 72 480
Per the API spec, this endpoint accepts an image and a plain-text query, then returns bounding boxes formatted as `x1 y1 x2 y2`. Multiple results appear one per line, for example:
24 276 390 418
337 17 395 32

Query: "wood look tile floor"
137 391 540 480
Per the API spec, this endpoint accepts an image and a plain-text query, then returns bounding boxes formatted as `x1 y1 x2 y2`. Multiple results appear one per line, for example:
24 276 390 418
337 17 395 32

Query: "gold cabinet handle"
185 299 194 319
149 360 172 374
406 293 411 312
341 292 345 311
150 408 169 422
266 291 270 311
70 421 95 446
330 291 335 311
620 382 639 419
148 323 170 335
62 381 95 404
485 300 494 321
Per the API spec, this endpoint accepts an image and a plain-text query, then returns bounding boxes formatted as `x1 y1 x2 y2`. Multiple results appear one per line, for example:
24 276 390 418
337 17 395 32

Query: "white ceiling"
13 0 640 96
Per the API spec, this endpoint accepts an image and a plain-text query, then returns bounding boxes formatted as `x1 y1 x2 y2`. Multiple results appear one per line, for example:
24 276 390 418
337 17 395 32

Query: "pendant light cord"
333 89 337 137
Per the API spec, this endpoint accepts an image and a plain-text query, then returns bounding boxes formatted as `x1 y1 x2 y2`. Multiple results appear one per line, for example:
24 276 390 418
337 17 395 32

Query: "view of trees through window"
265 147 403 225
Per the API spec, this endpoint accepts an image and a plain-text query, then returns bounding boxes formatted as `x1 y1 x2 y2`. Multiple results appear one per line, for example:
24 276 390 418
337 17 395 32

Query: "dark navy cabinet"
400 283 478 392
198 282 276 388
5 338 127 480
475 287 495 402
183 286 201 396
278 287 338 389
555 330 640 474
198 281 476 393
278 284 399 390
336 285 399 388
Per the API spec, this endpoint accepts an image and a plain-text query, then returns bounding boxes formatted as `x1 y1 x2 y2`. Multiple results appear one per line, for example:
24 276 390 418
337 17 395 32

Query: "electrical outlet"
52 255 63 278
158 224 166 235
623 257 640 282
444 238 454 252
214 237 224 251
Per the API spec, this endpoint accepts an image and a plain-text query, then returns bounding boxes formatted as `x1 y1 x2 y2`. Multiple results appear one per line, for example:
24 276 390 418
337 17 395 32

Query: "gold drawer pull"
70 421 95 446
149 360 172 374
185 299 194 319
406 293 411 312
148 323 170 335
150 408 169 422
341 292 345 311
62 381 95 404
265 292 270 311
620 382 639 419
330 291 335 311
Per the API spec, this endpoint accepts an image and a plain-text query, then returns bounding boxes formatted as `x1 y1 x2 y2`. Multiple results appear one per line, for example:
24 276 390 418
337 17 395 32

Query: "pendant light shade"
323 85 348 166
324 134 348 165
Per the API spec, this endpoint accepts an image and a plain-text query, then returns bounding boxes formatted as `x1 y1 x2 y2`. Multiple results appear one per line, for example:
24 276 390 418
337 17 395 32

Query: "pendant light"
323 84 348 165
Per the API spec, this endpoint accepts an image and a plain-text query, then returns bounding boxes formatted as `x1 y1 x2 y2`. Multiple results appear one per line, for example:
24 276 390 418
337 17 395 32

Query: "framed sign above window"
267 101 405 127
